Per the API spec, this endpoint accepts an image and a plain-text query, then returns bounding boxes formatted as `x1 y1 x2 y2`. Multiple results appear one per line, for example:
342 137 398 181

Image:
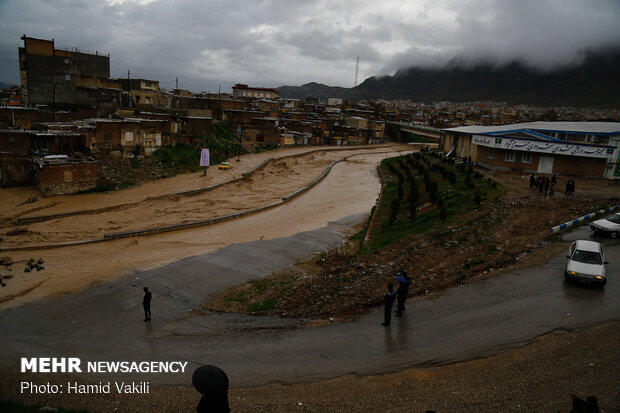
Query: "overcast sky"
1 0 619 92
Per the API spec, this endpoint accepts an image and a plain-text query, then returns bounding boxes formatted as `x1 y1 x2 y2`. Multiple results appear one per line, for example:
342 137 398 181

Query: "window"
64 58 70 64
122 131 134 144
521 152 532 164
505 150 516 162
65 74 71 81
488 149 494 159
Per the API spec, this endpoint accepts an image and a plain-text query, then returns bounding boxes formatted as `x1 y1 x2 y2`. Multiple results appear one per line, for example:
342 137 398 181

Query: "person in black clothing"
193 365 230 413
538 176 544 193
544 176 550 195
395 270 411 317
529 173 535 189
565 179 575 196
382 283 396 326
550 174 557 195
142 287 152 321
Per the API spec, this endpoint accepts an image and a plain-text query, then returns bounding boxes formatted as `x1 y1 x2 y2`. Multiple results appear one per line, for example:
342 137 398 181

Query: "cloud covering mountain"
0 0 618 92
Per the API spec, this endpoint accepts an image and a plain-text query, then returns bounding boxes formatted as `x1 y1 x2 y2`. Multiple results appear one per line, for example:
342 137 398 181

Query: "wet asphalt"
1 220 619 388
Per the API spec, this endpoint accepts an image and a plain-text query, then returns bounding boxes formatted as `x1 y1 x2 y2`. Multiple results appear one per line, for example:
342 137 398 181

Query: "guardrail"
550 205 619 233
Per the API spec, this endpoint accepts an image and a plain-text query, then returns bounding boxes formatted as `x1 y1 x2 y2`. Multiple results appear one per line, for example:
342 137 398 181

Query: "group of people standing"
529 173 558 196
382 270 411 326
529 173 576 196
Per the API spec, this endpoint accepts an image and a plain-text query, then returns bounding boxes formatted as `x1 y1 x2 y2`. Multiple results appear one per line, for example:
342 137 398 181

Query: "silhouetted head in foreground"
193 365 230 413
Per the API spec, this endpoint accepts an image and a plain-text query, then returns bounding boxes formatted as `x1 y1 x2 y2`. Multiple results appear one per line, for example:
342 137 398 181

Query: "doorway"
538 156 554 173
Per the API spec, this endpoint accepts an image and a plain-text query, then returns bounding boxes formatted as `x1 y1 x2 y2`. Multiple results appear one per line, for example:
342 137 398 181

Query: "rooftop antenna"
354 56 360 87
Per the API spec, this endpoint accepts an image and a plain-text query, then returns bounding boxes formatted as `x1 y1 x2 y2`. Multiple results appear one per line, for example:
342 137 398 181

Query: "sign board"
472 134 612 159
199 148 210 167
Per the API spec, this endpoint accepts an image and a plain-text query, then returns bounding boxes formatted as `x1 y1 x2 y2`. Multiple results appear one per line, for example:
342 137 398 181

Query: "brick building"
35 156 98 196
442 122 620 179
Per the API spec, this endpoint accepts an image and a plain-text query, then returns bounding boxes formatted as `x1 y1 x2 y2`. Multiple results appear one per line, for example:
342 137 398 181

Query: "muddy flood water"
0 145 413 309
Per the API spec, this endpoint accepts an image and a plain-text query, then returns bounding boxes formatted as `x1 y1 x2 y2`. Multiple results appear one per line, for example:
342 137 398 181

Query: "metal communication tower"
354 56 360 87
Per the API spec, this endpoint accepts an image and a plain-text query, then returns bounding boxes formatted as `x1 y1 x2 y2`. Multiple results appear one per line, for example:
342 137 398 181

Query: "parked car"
218 162 231 170
590 212 620 238
565 240 608 286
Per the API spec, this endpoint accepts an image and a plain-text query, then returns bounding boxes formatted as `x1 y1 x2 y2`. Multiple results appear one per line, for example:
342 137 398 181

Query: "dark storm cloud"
380 0 620 74
0 0 618 90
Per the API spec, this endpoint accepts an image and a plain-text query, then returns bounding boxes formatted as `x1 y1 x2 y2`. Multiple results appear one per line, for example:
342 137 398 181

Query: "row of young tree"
384 151 495 227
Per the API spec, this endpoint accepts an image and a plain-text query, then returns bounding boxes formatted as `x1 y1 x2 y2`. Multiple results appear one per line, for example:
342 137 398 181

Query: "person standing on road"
529 173 535 189
395 270 411 317
382 283 396 326
544 176 550 195
550 174 557 195
143 287 152 321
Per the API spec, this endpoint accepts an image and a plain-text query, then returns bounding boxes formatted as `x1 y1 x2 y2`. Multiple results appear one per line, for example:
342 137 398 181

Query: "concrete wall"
0 130 31 156
476 146 606 177
38 162 98 196
0 156 30 186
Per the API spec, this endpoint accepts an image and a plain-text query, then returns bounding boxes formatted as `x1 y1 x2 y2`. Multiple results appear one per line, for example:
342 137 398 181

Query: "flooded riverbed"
0 145 412 309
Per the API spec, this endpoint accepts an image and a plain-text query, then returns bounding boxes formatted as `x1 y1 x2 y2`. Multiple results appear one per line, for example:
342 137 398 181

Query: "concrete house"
19 36 120 113
232 84 279 99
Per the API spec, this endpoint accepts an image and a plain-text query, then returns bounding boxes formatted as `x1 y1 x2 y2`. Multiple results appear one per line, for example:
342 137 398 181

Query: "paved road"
1 223 618 389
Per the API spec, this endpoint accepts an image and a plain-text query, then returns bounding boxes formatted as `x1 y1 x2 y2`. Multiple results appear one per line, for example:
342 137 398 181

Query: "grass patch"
246 298 277 313
363 152 505 253
225 291 250 304
151 142 202 173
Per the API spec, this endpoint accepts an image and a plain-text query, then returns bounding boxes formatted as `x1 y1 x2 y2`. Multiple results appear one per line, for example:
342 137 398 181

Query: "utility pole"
52 38 56 122
127 70 131 107
176 77 179 109
354 56 360 87
218 85 221 120
236 125 242 162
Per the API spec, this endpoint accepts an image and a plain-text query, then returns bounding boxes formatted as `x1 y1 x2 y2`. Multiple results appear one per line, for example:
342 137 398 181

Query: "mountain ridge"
278 48 620 107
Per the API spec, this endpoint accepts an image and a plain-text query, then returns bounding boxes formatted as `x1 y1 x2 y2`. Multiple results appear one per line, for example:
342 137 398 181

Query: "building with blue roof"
441 122 620 179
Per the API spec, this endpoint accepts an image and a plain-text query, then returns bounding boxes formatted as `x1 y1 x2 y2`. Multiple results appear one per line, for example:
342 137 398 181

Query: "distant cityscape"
1 35 619 195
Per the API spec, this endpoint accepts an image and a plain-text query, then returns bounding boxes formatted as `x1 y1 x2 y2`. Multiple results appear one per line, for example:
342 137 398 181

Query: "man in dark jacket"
395 270 411 317
142 287 152 321
382 283 396 326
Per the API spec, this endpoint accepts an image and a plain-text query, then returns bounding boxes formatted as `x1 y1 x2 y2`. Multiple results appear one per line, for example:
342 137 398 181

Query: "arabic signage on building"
472 134 612 159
